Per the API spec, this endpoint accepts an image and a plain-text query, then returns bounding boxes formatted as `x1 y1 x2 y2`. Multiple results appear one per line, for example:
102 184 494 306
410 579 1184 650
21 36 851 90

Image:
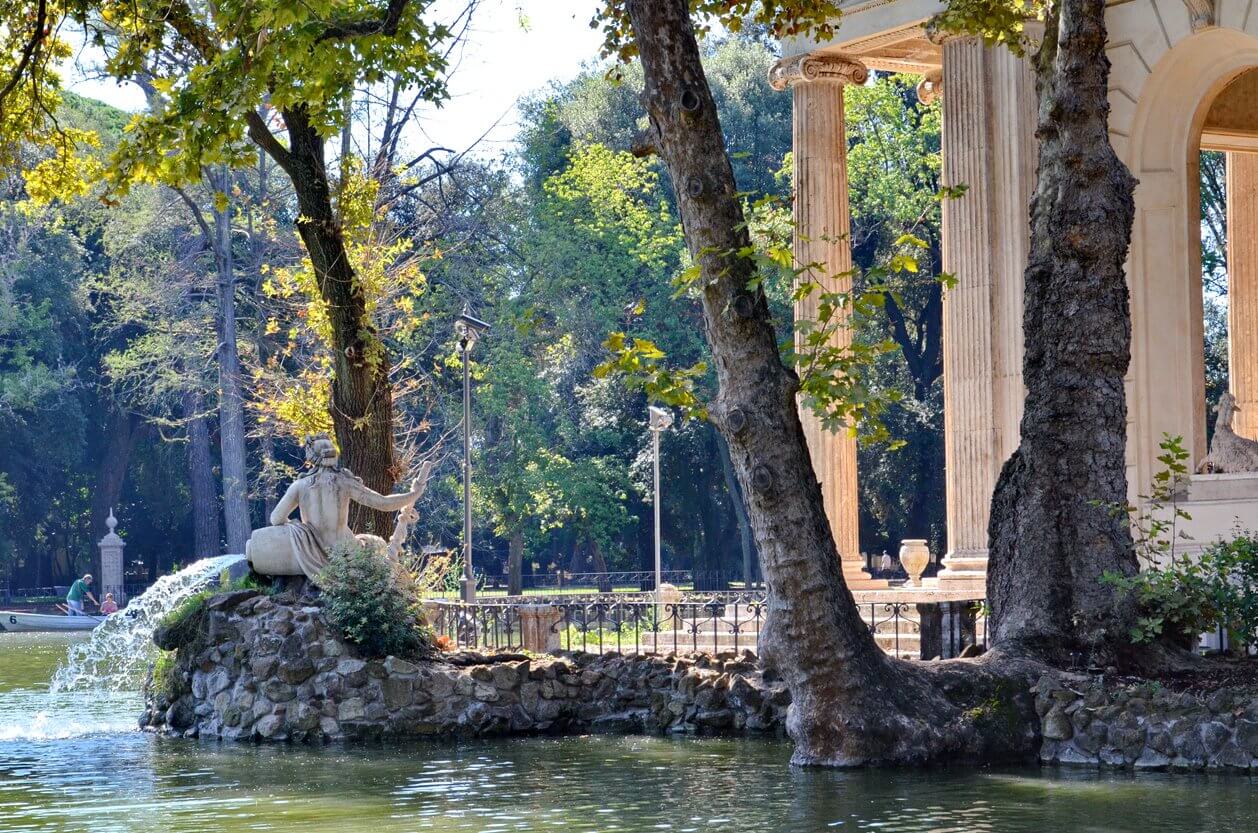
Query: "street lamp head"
455 306 491 350
648 405 674 432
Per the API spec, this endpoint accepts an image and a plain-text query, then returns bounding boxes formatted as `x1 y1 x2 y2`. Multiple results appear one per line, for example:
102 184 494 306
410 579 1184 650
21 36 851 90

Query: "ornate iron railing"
424 593 986 659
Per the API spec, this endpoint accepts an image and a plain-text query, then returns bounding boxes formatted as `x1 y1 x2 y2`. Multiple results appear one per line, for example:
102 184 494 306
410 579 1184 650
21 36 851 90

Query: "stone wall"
142 590 790 742
1036 674 1258 771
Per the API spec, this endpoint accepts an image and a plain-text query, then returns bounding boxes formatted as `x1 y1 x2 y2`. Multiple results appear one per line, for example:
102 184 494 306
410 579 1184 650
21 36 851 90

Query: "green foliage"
1103 534 1258 649
319 543 433 659
596 1 843 64
1100 434 1194 567
149 649 186 700
157 590 213 650
5 1 455 201
1100 434 1258 648
930 1 1048 56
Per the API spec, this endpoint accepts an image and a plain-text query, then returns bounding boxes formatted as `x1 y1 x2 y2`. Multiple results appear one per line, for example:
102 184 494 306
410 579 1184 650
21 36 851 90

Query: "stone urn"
899 539 930 587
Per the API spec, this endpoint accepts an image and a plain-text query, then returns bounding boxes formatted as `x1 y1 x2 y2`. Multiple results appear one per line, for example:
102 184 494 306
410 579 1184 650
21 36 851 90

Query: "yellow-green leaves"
930 0 1048 56
543 143 681 270
595 330 708 420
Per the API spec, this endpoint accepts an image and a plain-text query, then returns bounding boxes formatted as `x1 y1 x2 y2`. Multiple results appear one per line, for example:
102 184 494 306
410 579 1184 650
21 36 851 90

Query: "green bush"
319 543 434 659
1104 533 1258 649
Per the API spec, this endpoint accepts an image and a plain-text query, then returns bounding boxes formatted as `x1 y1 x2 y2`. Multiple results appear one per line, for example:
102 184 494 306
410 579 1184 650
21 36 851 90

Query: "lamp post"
455 306 490 603
648 405 674 597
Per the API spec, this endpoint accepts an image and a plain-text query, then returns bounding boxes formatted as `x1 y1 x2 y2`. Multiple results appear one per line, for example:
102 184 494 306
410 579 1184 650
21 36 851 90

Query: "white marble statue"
1198 392 1258 474
246 437 434 582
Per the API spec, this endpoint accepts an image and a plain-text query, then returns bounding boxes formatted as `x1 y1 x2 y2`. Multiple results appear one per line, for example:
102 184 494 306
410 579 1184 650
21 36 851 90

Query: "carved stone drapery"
769 51 881 587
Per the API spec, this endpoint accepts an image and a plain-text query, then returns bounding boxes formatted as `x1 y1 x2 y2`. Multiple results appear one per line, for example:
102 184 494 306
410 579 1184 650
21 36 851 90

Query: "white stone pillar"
935 37 1037 592
1227 152 1258 441
98 509 126 605
769 52 882 588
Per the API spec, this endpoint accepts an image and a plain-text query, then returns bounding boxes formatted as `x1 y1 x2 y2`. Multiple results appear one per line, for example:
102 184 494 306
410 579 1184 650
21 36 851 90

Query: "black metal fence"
425 594 987 659
428 570 766 599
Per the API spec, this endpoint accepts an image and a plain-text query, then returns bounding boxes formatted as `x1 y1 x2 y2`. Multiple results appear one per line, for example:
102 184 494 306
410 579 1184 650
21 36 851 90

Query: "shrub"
1104 533 1258 649
319 542 434 659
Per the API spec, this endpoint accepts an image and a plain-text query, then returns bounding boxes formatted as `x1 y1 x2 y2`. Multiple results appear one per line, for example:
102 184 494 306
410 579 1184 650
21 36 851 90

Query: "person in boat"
66 574 99 616
99 593 119 615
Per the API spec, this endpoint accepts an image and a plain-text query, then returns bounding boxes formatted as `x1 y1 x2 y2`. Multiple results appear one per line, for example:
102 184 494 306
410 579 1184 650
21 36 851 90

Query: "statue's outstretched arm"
269 481 302 526
348 460 435 512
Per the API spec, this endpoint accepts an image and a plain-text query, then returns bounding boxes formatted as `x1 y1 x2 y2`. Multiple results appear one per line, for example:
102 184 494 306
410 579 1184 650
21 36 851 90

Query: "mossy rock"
154 591 212 651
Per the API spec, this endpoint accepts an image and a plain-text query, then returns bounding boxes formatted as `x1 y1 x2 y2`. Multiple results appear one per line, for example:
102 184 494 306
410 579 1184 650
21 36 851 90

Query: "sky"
65 0 606 156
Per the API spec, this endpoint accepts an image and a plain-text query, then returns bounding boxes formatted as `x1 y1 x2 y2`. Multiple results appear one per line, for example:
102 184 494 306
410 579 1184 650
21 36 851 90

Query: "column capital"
916 69 943 105
1184 0 1216 32
768 52 868 92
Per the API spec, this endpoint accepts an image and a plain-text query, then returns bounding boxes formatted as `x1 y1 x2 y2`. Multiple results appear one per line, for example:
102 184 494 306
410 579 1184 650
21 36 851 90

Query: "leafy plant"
1103 533 1258 649
319 543 434 660
1101 434 1258 648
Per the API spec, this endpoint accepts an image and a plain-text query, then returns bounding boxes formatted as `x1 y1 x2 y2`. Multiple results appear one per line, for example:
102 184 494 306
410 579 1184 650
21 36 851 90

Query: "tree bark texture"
184 391 222 558
508 529 524 596
986 1 1140 665
624 0 1039 766
254 105 398 536
207 168 253 553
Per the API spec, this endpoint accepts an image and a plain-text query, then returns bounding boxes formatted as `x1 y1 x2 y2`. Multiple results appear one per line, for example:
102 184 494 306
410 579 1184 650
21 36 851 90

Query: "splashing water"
50 554 245 693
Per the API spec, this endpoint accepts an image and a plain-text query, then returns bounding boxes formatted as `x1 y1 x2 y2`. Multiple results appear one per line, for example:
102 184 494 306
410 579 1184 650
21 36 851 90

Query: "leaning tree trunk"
622 0 1021 766
184 391 222 558
207 168 253 553
986 0 1141 667
251 105 398 536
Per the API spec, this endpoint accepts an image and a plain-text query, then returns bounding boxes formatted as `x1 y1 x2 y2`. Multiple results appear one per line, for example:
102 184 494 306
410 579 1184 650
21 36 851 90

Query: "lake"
1 631 1255 832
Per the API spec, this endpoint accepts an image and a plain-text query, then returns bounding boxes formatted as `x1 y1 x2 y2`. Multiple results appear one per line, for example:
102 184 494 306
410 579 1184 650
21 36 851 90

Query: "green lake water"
2 632 1257 833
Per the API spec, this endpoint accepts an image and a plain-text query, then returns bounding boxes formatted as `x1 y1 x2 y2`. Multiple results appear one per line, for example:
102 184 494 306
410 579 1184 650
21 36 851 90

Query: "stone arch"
1117 23 1258 495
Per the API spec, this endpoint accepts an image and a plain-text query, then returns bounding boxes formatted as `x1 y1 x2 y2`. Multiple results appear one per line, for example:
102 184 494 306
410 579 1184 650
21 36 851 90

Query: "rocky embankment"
1036 674 1258 771
142 589 790 742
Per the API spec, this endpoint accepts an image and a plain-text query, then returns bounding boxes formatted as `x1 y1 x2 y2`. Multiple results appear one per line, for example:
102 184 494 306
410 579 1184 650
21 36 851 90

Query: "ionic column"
935 37 1037 592
1227 152 1258 440
770 52 882 588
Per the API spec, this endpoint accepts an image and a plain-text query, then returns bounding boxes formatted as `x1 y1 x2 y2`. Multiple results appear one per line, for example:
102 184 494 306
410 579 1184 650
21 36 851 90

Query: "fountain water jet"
50 554 245 693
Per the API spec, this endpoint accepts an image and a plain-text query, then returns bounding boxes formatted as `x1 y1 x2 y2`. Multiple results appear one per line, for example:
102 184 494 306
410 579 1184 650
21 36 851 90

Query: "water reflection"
2 633 1256 833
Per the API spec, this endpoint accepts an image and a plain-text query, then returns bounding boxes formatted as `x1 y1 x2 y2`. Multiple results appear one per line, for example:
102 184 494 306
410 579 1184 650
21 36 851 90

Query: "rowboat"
0 610 106 632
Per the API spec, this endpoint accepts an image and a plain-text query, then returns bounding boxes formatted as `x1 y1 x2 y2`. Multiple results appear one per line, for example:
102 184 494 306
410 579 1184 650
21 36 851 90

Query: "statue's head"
306 436 339 468
1218 392 1237 428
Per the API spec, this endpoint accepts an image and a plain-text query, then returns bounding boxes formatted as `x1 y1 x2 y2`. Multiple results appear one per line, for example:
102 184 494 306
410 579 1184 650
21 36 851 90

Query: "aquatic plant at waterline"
51 554 244 693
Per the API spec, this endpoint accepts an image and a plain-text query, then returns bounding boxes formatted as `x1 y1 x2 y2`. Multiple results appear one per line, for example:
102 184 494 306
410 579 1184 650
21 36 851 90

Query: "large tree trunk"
589 539 614 593
207 168 253 553
184 392 222 558
622 0 1029 766
250 105 398 536
986 1 1141 667
508 528 524 596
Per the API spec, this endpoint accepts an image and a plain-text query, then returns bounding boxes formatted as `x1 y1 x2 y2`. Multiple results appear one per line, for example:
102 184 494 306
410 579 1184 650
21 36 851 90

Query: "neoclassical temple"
773 0 1258 592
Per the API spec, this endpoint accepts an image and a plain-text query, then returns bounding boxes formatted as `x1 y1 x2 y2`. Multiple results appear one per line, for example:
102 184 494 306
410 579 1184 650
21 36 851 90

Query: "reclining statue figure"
246 437 434 583
1197 392 1258 474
